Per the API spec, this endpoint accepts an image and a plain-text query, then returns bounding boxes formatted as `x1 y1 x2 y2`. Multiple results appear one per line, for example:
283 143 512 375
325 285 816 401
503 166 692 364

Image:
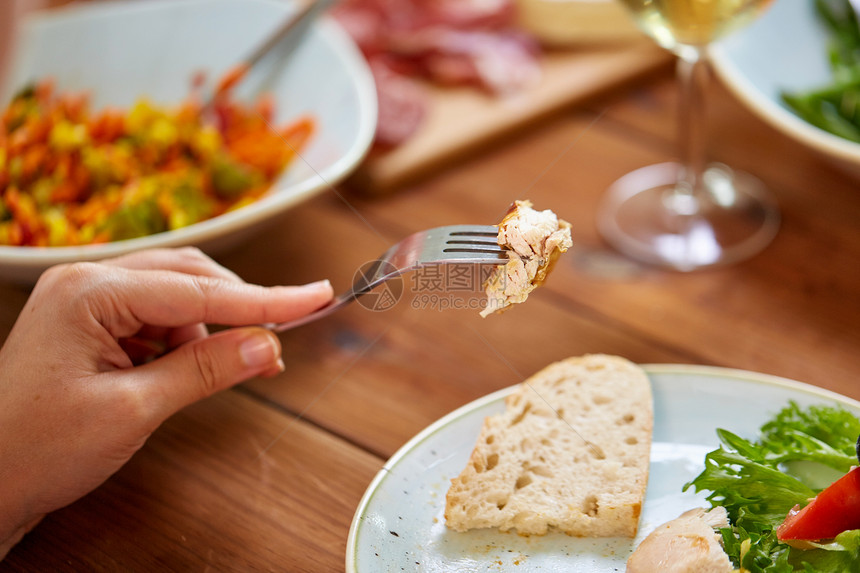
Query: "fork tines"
443 226 507 258
444 240 505 252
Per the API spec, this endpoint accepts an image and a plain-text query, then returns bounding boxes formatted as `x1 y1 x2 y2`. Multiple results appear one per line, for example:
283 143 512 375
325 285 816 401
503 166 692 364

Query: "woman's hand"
0 247 333 558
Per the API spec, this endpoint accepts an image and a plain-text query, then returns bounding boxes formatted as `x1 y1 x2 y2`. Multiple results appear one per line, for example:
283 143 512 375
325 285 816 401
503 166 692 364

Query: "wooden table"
3 60 860 571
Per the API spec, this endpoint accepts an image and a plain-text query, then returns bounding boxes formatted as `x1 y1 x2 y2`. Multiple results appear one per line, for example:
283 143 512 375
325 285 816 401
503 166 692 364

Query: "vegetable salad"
685 401 860 572
0 78 313 246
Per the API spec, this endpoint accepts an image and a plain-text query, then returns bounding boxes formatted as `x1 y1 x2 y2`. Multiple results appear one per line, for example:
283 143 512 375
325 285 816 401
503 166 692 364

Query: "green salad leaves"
683 402 860 572
783 0 860 142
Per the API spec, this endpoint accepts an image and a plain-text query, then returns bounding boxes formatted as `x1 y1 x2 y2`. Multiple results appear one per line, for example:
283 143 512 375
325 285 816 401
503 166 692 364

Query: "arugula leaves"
683 401 860 572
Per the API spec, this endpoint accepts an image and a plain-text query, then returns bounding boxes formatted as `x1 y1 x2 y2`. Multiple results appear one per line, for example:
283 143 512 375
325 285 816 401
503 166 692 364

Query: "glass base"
597 162 780 271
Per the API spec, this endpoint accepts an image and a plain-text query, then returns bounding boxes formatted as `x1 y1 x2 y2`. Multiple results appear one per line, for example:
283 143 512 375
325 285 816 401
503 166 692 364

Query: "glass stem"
674 47 709 211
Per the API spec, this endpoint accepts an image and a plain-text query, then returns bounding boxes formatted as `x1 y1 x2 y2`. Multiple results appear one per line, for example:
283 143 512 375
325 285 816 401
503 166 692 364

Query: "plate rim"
345 363 860 572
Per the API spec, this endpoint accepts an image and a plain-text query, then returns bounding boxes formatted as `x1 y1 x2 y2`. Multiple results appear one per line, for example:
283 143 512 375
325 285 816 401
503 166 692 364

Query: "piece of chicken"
481 200 572 317
626 507 734 573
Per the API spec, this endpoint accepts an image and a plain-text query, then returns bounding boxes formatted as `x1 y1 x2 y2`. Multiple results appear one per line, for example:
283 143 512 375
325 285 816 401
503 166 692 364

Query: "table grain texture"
2 45 860 571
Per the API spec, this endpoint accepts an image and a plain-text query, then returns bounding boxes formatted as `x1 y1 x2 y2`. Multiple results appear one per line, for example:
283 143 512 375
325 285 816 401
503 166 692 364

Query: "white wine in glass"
598 0 780 271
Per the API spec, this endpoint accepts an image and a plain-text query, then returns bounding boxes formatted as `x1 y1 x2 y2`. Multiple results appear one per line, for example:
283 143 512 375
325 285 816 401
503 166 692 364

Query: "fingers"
166 324 210 349
34 251 333 424
101 247 331 330
103 249 233 360
119 327 284 425
52 257 333 338
0 515 44 561
122 324 210 350
97 271 333 335
119 324 209 365
102 247 242 282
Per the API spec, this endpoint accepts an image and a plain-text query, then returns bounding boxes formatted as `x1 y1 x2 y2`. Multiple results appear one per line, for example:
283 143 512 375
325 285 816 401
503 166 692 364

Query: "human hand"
0 247 333 558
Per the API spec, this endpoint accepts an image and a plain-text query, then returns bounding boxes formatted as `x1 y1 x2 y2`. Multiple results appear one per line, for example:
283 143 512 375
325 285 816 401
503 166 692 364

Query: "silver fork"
268 225 507 332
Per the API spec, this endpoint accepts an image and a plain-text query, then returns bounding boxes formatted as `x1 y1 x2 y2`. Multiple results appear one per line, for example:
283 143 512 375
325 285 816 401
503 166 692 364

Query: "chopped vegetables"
777 466 860 542
0 78 313 246
684 401 860 572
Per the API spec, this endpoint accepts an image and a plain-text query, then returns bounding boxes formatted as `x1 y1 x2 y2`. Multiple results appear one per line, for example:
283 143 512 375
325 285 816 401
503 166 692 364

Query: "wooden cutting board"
350 40 672 194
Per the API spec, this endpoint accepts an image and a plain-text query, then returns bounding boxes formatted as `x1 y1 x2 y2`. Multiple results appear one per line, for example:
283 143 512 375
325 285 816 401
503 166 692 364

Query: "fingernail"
301 279 331 291
240 333 279 369
261 358 286 378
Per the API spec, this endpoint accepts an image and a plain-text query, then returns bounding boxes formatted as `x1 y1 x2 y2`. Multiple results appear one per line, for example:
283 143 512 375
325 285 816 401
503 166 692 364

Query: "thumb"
126 327 283 425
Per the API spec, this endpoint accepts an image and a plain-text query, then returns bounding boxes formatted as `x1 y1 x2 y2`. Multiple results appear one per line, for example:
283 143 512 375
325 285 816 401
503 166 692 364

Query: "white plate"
0 0 377 283
346 364 860 572
711 1 860 171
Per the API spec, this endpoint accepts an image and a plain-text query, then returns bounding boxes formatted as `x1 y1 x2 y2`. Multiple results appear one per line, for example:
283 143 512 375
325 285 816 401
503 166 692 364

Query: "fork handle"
267 256 407 332
265 297 346 333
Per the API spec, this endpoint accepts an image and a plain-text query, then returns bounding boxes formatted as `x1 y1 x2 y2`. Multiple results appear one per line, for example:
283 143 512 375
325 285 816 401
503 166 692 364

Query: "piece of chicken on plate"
626 506 734 573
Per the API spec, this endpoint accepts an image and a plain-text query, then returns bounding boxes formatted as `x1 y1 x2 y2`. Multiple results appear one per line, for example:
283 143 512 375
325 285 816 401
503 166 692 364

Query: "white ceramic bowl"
0 0 377 283
711 1 860 169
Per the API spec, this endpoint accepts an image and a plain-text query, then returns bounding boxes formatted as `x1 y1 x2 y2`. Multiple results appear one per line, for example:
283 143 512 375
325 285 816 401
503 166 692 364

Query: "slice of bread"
444 354 653 537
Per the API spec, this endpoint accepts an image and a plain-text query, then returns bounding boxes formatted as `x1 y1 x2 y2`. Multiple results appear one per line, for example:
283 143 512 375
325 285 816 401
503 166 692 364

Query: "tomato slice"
777 466 860 541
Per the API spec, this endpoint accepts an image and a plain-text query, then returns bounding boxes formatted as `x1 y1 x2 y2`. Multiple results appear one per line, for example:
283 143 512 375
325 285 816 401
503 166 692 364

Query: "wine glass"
597 0 780 271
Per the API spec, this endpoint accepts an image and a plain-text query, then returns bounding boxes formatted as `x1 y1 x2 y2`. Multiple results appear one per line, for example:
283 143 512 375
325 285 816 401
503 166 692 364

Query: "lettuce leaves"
683 401 860 572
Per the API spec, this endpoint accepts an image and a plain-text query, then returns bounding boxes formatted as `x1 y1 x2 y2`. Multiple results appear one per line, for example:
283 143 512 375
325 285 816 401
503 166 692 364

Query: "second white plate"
346 364 860 572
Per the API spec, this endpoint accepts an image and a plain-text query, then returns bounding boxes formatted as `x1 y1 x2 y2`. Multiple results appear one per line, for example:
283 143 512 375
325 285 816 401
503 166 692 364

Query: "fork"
203 0 337 111
267 225 508 332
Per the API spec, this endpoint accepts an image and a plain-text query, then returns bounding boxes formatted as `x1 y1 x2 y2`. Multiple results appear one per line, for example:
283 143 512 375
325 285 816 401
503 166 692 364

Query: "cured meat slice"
369 59 428 148
331 0 542 145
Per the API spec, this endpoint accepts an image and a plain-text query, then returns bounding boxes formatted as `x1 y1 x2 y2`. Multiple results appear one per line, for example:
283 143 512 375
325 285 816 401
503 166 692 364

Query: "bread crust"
444 354 653 537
